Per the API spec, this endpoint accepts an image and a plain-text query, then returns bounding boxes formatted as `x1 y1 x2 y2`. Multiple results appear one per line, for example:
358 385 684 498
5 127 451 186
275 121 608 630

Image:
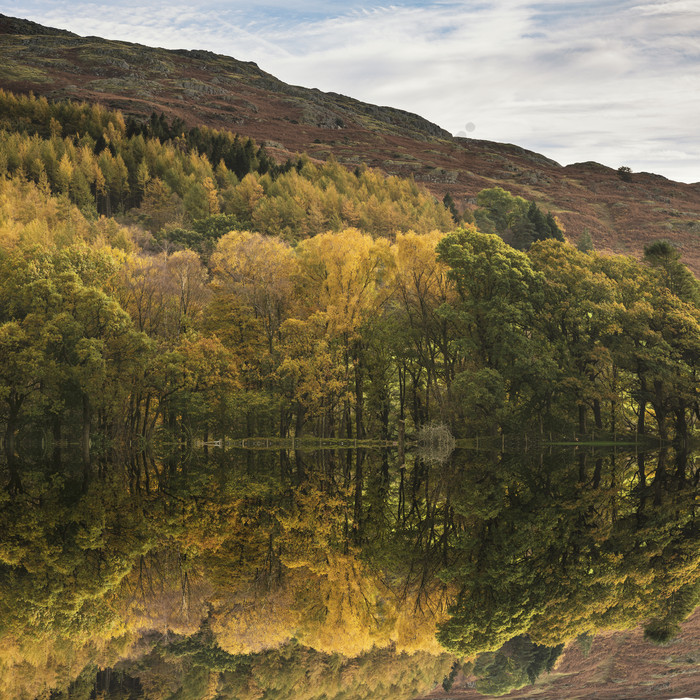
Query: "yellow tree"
276 316 348 437
222 172 264 225
390 230 457 426
210 230 298 355
165 249 211 334
113 253 173 338
294 228 394 438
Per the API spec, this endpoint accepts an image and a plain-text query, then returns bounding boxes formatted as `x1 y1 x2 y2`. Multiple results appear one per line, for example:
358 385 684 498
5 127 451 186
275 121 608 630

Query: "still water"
1 441 699 698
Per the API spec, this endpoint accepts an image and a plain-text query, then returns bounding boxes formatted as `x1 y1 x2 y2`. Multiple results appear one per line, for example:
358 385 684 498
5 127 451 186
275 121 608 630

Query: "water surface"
1 442 698 698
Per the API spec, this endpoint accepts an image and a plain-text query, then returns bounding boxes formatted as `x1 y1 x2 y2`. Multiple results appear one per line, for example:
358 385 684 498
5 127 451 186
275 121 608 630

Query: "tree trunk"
398 364 406 421
653 380 668 441
593 399 603 430
674 407 688 444
4 392 24 457
379 398 389 442
353 450 364 545
592 457 603 489
637 398 646 436
344 401 353 440
354 354 365 439
82 394 91 465
652 449 668 506
578 451 586 483
655 408 668 441
4 421 16 457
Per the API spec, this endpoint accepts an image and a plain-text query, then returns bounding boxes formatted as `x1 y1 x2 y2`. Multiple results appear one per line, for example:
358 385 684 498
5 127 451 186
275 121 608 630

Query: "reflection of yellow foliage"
293 553 389 657
208 556 449 659
0 628 137 700
393 602 448 655
211 588 301 656
276 486 349 570
193 482 449 659
119 554 212 637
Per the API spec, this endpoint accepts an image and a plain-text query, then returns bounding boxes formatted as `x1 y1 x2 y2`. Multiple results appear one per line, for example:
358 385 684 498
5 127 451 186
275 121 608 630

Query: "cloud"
633 0 700 16
1 0 699 182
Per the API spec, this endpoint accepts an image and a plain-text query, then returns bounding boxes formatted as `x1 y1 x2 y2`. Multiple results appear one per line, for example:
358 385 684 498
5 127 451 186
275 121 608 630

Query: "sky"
2 1 700 183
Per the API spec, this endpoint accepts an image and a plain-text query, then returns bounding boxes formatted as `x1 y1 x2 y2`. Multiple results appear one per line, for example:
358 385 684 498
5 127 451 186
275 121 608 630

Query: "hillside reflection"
1 443 698 698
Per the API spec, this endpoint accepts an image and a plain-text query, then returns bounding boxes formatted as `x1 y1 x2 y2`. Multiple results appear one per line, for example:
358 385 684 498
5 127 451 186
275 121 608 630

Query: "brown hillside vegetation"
2 13 700 270
415 609 700 700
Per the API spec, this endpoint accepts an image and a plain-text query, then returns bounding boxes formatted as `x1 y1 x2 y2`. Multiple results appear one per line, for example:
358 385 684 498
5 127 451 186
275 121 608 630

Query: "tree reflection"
0 444 698 697
438 449 700 656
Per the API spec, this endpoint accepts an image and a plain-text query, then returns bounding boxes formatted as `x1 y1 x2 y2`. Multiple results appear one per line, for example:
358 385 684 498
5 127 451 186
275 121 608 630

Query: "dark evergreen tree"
443 192 460 223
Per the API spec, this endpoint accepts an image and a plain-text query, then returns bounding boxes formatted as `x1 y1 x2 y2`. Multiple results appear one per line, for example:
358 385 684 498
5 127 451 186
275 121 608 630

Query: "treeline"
0 88 284 179
2 180 700 446
0 90 453 238
62 638 451 700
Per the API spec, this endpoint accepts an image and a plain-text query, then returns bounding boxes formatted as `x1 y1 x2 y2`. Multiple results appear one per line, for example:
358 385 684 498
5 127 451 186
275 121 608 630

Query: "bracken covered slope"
3 13 700 269
415 609 700 700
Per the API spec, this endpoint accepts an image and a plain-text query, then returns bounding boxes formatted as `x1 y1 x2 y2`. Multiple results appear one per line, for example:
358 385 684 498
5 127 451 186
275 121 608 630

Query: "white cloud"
2 0 699 182
633 0 700 15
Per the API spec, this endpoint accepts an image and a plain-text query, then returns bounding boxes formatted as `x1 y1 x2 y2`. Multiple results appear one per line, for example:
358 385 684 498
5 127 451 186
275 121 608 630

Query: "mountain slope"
3 13 700 269
416 609 700 700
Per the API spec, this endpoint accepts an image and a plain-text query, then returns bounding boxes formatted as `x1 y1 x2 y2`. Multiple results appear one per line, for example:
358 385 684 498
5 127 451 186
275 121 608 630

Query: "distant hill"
3 13 700 270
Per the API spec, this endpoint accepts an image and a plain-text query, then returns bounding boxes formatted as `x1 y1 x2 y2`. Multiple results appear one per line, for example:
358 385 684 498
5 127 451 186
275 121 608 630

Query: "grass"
1 62 49 82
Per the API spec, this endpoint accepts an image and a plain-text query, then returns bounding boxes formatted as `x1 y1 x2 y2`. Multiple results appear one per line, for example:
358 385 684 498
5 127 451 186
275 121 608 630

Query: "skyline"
1 1 699 183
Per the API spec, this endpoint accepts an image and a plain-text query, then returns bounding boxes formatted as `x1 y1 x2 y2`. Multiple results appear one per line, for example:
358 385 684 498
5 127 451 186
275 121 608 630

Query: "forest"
1 90 698 451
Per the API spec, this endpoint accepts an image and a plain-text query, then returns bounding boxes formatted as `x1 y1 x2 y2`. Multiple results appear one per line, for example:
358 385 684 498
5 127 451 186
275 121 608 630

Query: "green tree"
436 228 552 431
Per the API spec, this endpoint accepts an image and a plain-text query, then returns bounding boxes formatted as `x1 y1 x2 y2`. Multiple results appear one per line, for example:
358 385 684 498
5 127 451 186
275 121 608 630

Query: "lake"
1 440 699 699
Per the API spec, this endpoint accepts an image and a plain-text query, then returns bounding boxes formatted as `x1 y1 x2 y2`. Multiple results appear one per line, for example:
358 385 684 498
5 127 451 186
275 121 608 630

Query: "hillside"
3 13 700 269
416 609 700 700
